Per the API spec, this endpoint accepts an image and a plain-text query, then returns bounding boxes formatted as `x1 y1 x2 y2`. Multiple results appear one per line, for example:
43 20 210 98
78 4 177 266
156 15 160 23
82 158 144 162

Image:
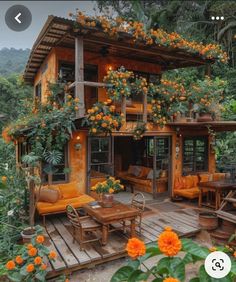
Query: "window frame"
42 145 69 184
182 136 209 175
35 81 42 103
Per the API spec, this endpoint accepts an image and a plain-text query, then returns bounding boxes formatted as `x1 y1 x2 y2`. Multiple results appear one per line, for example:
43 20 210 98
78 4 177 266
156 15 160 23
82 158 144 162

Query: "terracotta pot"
21 227 36 243
102 193 114 208
199 212 218 230
197 113 213 122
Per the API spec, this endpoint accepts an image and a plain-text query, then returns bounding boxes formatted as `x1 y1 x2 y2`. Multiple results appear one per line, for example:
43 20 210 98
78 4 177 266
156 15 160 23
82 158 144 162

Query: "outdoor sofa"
36 182 94 225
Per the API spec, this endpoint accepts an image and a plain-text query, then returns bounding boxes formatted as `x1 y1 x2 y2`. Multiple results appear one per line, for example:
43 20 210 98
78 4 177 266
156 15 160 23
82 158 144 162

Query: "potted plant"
91 176 124 207
190 77 227 122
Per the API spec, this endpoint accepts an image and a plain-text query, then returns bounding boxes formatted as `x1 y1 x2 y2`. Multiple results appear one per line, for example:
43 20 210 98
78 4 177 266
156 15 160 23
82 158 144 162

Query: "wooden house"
22 15 236 201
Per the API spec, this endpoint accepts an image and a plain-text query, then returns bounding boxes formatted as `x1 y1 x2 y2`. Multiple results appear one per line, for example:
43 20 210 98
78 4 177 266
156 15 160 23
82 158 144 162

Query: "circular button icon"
205 251 231 279
5 5 32 32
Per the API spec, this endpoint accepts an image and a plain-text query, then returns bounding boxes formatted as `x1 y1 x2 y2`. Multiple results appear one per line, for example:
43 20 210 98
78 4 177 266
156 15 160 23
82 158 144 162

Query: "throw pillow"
147 170 161 179
133 166 142 177
38 188 59 203
59 182 81 199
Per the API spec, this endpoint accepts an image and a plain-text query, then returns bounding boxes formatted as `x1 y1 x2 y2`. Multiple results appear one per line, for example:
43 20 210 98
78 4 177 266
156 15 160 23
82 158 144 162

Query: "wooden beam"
68 81 111 89
143 94 147 123
75 36 85 117
121 96 126 124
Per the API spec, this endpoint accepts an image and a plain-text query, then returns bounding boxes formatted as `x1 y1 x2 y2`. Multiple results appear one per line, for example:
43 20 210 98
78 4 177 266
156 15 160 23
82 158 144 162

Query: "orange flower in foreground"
36 235 45 244
27 243 33 250
65 279 70 282
233 251 236 258
126 238 146 259
6 260 15 270
26 264 35 273
49 251 57 259
41 263 47 270
163 278 180 282
15 255 23 265
209 246 217 252
158 226 182 257
34 256 42 265
28 247 37 257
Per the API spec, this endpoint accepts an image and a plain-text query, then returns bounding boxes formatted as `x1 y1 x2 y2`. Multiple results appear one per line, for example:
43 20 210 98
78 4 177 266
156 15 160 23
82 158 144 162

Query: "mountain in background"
0 48 30 76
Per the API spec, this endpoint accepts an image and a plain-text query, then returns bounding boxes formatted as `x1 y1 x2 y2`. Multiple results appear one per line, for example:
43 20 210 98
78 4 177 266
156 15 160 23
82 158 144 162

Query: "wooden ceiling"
24 16 213 84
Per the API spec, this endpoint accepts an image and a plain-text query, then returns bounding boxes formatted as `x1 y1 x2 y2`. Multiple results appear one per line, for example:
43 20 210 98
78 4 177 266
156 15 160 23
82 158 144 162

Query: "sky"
0 1 96 49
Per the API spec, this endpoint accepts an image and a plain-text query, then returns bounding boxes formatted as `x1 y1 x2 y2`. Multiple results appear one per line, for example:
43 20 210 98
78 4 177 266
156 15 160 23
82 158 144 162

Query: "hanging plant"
84 100 125 135
104 66 133 101
132 122 146 140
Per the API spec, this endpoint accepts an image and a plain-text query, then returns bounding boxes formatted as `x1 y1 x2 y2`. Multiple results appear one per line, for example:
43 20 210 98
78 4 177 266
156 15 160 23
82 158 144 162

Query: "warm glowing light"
76 135 81 140
108 65 113 71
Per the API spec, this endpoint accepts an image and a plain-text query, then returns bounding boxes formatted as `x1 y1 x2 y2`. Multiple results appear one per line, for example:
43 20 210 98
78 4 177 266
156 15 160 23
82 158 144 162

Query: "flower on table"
36 235 45 244
28 247 38 257
49 251 57 259
157 226 182 257
34 256 42 265
26 263 35 273
163 278 180 282
15 255 23 265
126 237 146 259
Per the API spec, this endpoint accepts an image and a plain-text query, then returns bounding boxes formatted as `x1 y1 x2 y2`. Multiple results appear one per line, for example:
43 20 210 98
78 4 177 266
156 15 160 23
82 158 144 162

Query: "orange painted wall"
68 131 87 193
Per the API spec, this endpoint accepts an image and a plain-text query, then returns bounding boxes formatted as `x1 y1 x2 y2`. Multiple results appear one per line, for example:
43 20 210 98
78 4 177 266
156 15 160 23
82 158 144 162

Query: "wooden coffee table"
83 201 139 245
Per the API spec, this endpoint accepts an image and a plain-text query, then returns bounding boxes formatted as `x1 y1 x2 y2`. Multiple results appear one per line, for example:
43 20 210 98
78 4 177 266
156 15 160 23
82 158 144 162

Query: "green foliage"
111 237 236 282
0 75 33 131
0 48 30 77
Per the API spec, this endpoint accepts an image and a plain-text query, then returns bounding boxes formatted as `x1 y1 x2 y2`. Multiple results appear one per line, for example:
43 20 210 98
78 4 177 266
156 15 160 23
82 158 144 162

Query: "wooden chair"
130 192 145 234
66 205 102 250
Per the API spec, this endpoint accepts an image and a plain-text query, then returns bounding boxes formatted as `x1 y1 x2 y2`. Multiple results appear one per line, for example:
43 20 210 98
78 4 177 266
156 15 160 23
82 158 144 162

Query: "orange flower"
163 278 180 282
209 247 217 252
28 247 37 257
65 279 69 282
36 235 45 244
1 176 7 183
27 243 33 250
158 226 182 257
49 251 57 259
34 256 42 265
233 251 236 258
126 238 146 259
26 264 35 273
41 263 47 270
15 255 23 265
6 260 15 270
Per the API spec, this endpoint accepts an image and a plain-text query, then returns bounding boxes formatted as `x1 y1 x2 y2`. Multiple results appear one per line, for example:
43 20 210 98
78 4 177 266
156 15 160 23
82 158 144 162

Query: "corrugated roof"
24 15 212 84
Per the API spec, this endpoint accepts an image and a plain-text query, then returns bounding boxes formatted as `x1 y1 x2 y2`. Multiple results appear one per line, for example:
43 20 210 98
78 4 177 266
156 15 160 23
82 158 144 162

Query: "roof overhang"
168 121 236 132
24 15 213 84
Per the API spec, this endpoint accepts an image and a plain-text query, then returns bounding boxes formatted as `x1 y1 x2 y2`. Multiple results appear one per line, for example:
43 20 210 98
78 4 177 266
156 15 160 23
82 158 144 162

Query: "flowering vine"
69 10 228 63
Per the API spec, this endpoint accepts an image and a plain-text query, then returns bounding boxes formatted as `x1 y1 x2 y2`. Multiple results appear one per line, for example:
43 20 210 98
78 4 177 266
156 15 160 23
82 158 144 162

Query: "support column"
75 36 85 117
143 93 147 123
205 64 211 77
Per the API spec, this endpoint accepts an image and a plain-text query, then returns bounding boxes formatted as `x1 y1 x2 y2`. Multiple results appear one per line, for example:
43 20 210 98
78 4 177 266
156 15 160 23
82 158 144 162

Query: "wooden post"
29 167 35 229
75 36 85 117
205 64 211 77
143 93 147 123
121 96 126 123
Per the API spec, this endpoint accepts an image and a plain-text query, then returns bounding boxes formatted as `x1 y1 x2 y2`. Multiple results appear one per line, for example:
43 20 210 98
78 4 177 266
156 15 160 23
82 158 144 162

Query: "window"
17 141 30 163
35 82 42 102
42 146 69 183
183 137 208 174
89 137 113 177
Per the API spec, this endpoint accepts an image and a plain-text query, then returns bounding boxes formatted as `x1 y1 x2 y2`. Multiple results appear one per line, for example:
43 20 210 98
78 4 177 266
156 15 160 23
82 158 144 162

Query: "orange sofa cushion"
37 194 94 215
58 182 81 199
139 166 152 178
213 173 225 181
199 174 210 182
174 187 200 199
185 175 194 189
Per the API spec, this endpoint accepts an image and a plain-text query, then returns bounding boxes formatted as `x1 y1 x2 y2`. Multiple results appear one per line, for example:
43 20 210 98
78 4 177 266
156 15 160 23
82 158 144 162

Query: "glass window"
89 137 112 178
183 137 208 174
35 82 41 102
42 146 68 183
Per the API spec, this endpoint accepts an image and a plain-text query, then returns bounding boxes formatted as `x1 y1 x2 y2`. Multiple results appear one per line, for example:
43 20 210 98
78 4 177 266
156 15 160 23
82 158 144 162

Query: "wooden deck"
44 208 200 278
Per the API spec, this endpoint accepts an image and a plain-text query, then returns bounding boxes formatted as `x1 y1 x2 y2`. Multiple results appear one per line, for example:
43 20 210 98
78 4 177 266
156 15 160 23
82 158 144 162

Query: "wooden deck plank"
52 217 91 265
165 212 200 229
46 220 78 268
159 213 198 234
41 226 66 271
60 217 102 261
